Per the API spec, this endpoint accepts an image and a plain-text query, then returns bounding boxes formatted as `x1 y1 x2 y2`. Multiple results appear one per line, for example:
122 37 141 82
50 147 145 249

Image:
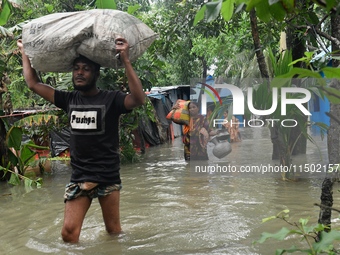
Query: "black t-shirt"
54 89 129 184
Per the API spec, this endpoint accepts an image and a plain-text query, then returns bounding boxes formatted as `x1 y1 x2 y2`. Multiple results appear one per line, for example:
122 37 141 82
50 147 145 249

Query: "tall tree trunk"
285 0 308 157
249 9 269 79
318 12 340 230
250 9 288 162
201 56 208 80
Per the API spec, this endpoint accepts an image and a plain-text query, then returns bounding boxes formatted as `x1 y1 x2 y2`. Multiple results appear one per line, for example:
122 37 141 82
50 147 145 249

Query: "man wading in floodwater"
17 38 145 243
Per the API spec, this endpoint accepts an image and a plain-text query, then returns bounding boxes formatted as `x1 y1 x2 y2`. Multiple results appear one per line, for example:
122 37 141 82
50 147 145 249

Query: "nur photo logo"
195 81 312 128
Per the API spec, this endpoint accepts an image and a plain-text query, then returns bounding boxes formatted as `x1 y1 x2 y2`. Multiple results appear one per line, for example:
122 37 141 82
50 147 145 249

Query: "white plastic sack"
22 9 158 72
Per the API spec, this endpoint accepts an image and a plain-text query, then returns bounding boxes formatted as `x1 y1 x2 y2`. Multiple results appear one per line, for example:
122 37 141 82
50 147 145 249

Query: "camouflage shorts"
64 182 122 202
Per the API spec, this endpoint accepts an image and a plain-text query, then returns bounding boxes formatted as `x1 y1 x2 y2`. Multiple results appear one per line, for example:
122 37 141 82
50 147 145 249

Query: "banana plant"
1 126 48 186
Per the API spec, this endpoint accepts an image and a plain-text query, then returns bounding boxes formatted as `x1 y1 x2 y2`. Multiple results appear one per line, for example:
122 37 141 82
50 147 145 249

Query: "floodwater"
1 127 340 255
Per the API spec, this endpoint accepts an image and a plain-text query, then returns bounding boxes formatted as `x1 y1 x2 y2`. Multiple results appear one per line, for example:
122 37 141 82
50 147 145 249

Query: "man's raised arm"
17 39 55 104
115 38 145 110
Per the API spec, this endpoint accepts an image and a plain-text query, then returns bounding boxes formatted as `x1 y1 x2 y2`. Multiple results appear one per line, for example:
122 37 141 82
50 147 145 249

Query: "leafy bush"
1 126 47 187
255 209 340 254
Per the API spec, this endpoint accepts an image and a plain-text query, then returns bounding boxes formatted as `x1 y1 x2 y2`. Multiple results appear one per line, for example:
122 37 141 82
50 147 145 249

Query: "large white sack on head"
22 9 158 72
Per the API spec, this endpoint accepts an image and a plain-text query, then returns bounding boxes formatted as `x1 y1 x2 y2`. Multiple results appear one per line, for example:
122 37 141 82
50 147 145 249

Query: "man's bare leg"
98 191 121 234
61 196 92 243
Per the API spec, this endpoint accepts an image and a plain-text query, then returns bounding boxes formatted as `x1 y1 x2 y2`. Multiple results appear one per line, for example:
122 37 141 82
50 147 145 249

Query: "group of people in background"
180 101 241 161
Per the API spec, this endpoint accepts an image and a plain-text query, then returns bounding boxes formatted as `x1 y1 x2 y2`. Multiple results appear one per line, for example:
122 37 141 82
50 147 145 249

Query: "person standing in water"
223 110 241 142
17 37 145 243
182 101 210 160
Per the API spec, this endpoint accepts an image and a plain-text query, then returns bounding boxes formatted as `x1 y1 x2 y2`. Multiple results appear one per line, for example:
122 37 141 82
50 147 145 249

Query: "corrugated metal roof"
150 85 190 93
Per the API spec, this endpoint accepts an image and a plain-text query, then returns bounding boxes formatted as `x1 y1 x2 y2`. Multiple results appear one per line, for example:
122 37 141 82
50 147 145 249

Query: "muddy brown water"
1 127 339 255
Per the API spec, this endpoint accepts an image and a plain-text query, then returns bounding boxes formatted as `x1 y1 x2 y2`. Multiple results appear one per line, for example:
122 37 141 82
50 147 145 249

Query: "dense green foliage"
1 0 339 103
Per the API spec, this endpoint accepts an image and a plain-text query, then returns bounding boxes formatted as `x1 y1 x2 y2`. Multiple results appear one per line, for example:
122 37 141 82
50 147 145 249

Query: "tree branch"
325 112 340 125
313 27 340 49
286 13 340 49
314 203 340 214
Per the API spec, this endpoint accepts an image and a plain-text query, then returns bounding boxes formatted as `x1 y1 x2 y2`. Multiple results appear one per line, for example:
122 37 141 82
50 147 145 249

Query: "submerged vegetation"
256 209 340 254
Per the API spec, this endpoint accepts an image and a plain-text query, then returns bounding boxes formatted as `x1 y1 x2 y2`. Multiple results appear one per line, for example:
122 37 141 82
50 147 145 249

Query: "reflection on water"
0 127 339 255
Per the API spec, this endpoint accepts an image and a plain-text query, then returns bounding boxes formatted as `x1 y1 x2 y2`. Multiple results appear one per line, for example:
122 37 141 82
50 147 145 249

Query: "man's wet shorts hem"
64 182 122 203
